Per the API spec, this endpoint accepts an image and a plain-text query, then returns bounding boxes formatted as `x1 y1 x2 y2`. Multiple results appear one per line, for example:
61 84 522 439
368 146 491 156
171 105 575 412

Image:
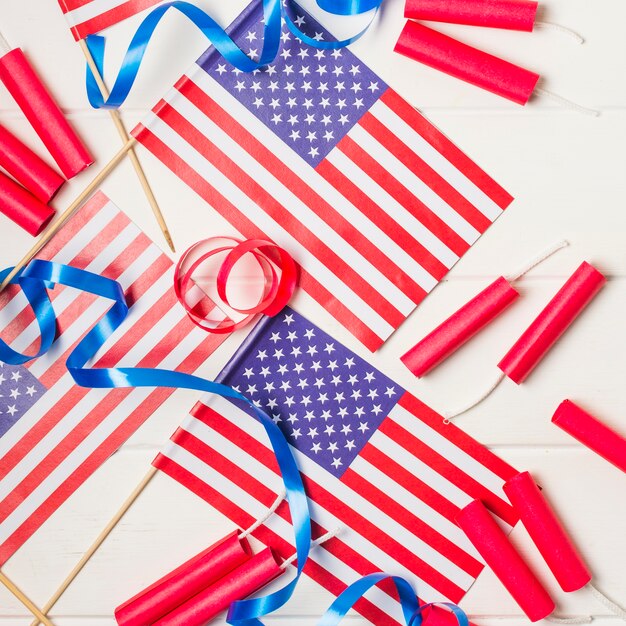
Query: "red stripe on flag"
134 125 385 351
316 159 448 281
381 90 513 210
198 406 466 601
58 0 105 11
162 429 292 546
155 94 404 330
359 444 462 523
359 112 492 234
40 191 111 258
341 468 483 577
67 0 163 40
338 135 470 257
66 211 134 272
381 414 516 526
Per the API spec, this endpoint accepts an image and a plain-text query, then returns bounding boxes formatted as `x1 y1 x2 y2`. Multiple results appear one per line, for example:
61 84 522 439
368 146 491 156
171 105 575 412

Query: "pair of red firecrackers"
395 0 541 104
402 261 606 384
115 530 282 626
0 45 93 235
457 470 592 621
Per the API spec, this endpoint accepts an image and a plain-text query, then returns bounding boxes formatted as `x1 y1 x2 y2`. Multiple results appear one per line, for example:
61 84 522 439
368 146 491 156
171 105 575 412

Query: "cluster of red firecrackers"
394 0 542 104
112 463 610 625
0 44 93 236
398 258 626 619
401 259 626 475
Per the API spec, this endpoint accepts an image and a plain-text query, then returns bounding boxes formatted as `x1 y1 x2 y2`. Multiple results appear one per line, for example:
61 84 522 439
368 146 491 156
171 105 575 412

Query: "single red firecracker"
402 277 519 377
456 499 555 622
552 400 626 475
504 471 592 592
499 262 605 383
395 20 540 105
0 46 93 178
0 123 64 203
0 170 55 236
404 0 538 31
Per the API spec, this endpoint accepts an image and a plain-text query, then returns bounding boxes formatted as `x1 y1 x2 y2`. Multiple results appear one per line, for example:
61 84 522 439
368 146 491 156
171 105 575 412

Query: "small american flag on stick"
132 0 513 351
0 192 226 565
154 307 519 625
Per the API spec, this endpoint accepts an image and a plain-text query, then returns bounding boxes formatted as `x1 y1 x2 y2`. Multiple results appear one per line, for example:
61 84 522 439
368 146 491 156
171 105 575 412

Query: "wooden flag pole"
78 39 175 253
28 467 158 626
0 138 135 292
0 571 56 626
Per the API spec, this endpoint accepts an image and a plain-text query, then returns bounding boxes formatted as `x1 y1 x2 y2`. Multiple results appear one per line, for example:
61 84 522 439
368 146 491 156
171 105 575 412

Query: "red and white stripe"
0 192 226 565
133 66 512 350
57 0 163 40
154 393 518 625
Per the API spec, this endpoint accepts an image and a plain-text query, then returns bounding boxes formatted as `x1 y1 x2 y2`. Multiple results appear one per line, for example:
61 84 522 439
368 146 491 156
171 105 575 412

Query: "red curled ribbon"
174 237 298 333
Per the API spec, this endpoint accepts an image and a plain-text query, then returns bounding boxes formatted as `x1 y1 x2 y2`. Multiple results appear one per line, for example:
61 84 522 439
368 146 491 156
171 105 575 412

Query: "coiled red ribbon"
174 237 298 334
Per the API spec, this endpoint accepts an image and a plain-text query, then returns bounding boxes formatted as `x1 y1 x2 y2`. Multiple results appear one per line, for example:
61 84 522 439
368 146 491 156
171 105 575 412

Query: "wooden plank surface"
0 0 624 622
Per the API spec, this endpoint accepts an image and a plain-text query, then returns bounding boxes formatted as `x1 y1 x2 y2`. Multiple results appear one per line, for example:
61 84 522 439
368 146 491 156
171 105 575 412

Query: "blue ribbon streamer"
86 0 383 109
317 573 469 626
0 260 310 625
86 0 282 108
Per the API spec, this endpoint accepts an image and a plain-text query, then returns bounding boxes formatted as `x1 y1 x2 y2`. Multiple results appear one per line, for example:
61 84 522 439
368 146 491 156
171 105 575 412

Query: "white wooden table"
0 0 624 623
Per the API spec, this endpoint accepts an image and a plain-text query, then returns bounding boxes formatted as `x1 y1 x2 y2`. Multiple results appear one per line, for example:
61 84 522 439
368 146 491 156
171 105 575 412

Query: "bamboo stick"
78 39 175 253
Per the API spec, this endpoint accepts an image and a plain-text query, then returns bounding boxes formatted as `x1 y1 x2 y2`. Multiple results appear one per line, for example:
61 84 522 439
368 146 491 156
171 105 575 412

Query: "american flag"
154 307 519 625
57 0 164 40
132 0 514 352
0 192 226 565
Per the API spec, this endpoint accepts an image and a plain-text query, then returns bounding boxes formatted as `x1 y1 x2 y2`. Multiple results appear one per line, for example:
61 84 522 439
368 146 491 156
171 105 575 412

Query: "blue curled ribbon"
317 573 469 626
86 0 383 109
0 260 310 625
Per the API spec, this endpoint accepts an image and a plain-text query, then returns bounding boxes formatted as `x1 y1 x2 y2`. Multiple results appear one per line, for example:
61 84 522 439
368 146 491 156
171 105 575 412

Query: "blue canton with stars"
197 1 387 167
217 308 401 478
0 362 46 438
